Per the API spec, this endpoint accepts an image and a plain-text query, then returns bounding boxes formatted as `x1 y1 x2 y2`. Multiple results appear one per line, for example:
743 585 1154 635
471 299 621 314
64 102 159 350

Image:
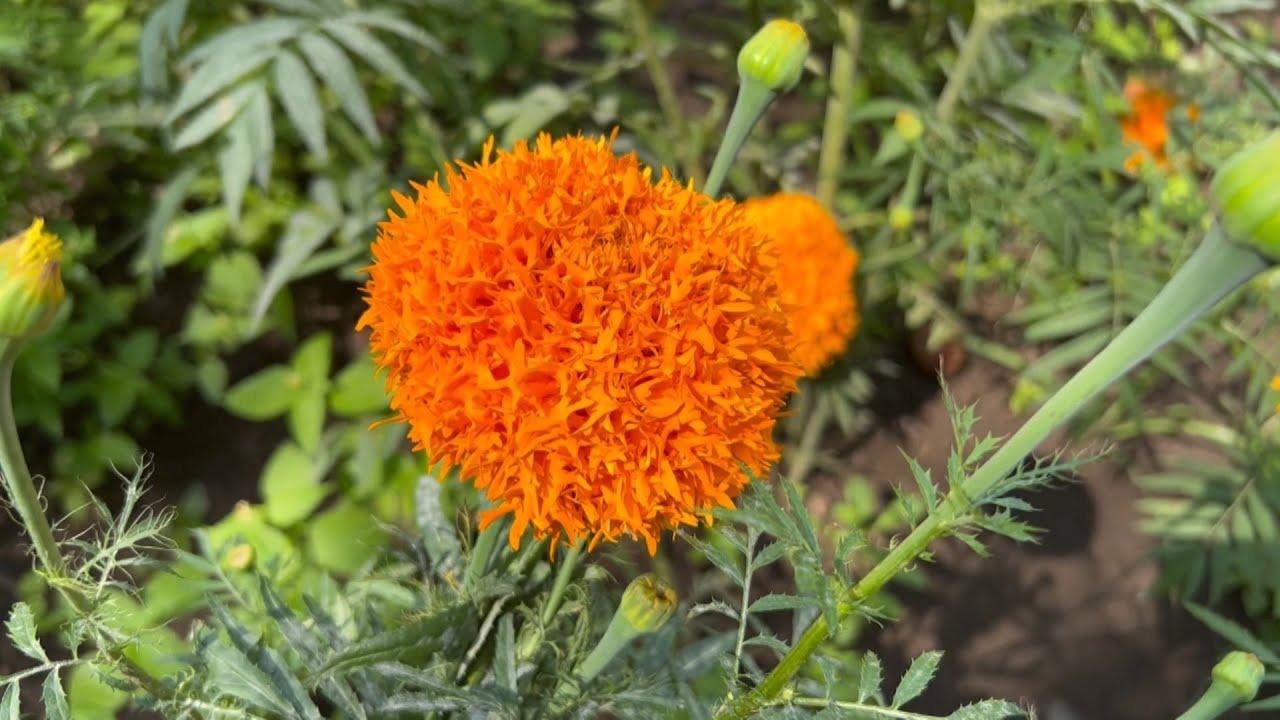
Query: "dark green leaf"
494 614 516 693
892 650 942 708
1185 602 1280 665
210 603 323 719
683 533 743 587
205 643 291 715
273 51 329 160
141 166 199 275
416 472 463 577
314 603 478 677
749 594 817 614
297 31 380 143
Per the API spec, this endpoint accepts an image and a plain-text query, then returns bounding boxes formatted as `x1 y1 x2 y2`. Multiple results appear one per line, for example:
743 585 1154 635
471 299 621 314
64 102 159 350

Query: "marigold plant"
743 192 860 375
1121 78 1196 174
358 132 803 553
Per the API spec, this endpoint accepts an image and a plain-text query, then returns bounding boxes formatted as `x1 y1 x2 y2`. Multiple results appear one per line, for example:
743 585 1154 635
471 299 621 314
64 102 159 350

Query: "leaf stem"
704 83 774 198
815 2 862 209
541 540 585 627
716 225 1269 718
628 0 706 187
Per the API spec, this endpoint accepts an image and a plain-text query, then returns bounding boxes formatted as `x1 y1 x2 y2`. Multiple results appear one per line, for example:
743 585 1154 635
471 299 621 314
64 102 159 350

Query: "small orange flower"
1121 79 1195 174
743 193 860 376
1271 376 1280 413
358 132 803 553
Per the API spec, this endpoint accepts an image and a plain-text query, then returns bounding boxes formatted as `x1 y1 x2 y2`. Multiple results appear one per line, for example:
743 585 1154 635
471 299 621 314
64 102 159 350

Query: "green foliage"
1185 602 1280 712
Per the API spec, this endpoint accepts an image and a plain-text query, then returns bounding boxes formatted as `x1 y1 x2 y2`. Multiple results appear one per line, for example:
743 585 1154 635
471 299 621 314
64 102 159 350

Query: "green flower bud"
0 218 64 340
574 573 677 684
894 110 924 143
618 573 677 634
1211 651 1263 704
1210 130 1280 262
889 204 913 231
738 19 810 93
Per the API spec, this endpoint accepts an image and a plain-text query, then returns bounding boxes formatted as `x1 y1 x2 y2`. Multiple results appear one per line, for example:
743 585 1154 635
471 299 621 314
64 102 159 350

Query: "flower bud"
738 19 810 93
1210 130 1280 262
617 573 677 635
889 204 913 231
1211 651 1263 704
895 110 924 143
0 218 65 340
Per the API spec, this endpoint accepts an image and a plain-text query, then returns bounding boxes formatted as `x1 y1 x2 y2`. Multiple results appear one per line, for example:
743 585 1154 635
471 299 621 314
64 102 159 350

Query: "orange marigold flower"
1272 376 1280 413
358 132 803 554
1121 78 1194 174
743 193 860 376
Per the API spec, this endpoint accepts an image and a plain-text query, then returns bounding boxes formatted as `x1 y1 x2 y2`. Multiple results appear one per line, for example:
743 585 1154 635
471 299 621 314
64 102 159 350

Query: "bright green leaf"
329 356 389 417
307 501 389 574
42 671 70 720
261 442 328 527
272 50 328 160
5 602 47 662
223 365 299 420
167 46 277 122
892 650 942 709
297 31 380 143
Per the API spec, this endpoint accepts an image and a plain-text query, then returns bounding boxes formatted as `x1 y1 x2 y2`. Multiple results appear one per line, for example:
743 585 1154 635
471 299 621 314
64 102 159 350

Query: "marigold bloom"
0 218 65 340
1120 78 1196 173
1272 376 1280 413
743 193 860 375
358 132 802 553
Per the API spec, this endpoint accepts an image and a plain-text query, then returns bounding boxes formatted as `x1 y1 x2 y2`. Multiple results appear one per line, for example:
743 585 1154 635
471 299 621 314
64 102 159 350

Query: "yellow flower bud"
738 19 810 93
894 110 924 143
1210 130 1280 262
889 204 913 231
618 573 677 635
0 219 65 340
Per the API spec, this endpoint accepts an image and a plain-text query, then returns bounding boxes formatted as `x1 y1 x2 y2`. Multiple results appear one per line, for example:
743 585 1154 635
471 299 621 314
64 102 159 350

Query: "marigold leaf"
676 633 736 678
1 682 18 720
494 614 516 693
903 452 938 512
891 650 942 709
41 672 70 720
210 603 323 719
314 603 478 677
205 643 291 715
684 534 743 587
1185 601 1280 665
297 31 379 143
6 602 47 663
749 594 816 614
857 651 883 703
945 699 1027 720
272 50 328 160
415 472 463 577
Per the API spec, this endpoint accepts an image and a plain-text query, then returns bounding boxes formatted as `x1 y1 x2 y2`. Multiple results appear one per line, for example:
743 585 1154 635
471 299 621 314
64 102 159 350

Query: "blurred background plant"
3 0 1280 717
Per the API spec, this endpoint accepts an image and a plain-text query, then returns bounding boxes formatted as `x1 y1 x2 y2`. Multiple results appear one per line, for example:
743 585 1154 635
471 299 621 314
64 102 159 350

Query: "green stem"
464 518 504 590
1176 685 1248 720
704 82 775 197
0 339 65 577
716 225 1268 719
936 1 998 122
541 541 585 627
785 389 830 483
628 0 706 187
815 2 861 209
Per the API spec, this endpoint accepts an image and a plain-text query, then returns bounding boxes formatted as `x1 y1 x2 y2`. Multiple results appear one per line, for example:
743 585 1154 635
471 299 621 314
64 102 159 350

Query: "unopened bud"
1210 130 1280 262
895 110 924 143
1211 651 1263 704
738 20 810 93
618 573 677 634
889 204 913 231
0 218 65 340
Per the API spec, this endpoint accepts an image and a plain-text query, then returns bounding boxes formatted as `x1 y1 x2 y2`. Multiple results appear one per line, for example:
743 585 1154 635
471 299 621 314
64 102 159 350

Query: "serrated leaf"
858 651 882 703
250 209 339 331
676 633 736 677
171 82 258 150
6 602 47 663
903 452 938 512
946 698 1027 720
1 683 18 720
892 650 942 708
321 18 429 101
210 603 323 719
314 603 478 676
683 534 743 587
749 594 817 614
206 643 292 715
42 671 70 720
273 51 329 160
167 46 277 122
297 31 379 143
752 540 789 570
1185 602 1280 665
416 473 462 576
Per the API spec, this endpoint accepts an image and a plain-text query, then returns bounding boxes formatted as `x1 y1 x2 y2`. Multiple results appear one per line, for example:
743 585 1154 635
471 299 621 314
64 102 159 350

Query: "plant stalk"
704 82 774 198
815 2 862 209
541 540 585 627
936 0 998 122
716 225 1268 718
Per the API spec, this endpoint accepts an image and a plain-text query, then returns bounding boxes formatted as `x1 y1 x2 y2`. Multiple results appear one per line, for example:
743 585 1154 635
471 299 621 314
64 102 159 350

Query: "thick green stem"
936 1 998 122
0 340 65 577
703 82 774 198
815 2 861 209
464 518 504 590
716 225 1269 719
1175 685 1247 720
628 0 706 187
